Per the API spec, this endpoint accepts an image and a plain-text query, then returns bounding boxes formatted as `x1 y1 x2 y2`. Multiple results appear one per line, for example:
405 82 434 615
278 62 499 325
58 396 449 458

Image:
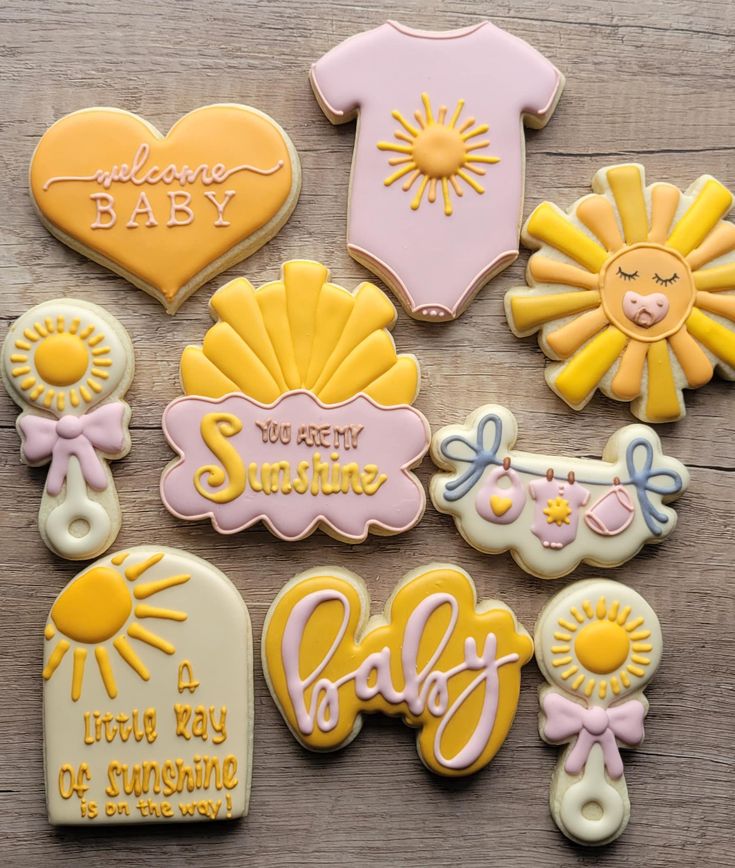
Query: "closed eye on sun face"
617 266 639 281
653 272 679 286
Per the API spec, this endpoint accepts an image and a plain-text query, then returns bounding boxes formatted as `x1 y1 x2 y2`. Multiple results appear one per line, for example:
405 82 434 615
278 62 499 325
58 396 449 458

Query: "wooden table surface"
1 1 733 865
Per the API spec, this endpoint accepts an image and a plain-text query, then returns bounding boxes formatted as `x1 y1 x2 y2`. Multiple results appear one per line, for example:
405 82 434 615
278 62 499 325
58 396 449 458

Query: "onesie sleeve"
505 33 564 128
310 29 376 122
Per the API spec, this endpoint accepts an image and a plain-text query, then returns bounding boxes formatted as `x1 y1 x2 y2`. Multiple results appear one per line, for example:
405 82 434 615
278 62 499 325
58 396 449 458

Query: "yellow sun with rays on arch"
551 594 657 702
8 312 114 413
377 93 500 216
505 164 735 422
43 551 189 702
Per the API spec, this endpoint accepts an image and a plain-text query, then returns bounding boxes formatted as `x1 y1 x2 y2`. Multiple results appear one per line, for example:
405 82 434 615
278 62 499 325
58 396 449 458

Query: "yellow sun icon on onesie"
43 551 189 701
505 164 735 422
377 93 500 216
550 594 658 701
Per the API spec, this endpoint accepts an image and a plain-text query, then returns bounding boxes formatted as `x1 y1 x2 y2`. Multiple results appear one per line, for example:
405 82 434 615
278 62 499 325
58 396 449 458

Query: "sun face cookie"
161 260 430 542
1 299 133 559
30 105 301 313
310 20 564 321
430 405 688 579
535 580 662 845
262 564 533 776
43 546 252 825
505 163 735 421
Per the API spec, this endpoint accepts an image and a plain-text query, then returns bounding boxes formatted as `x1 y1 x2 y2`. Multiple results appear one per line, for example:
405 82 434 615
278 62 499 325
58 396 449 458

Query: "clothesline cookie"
505 163 735 421
262 564 532 776
43 546 252 825
430 405 688 578
1 299 133 559
30 104 301 313
535 580 662 845
161 260 430 542
310 20 564 321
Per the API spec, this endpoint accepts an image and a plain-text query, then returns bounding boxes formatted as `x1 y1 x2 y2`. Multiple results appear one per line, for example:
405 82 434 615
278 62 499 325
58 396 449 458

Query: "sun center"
34 333 90 386
574 620 630 674
411 124 466 178
51 566 132 643
599 243 695 341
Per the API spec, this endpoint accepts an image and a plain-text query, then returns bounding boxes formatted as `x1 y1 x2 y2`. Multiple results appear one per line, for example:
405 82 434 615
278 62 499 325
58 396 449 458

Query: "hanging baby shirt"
310 21 564 320
530 476 590 550
585 481 636 536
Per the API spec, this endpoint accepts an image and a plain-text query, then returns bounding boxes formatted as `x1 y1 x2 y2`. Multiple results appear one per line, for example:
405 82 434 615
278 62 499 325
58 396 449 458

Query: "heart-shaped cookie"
30 105 301 313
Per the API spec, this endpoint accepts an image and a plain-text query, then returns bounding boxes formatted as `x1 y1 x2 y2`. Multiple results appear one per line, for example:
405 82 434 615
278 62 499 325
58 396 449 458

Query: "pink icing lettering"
90 193 116 229
167 191 194 227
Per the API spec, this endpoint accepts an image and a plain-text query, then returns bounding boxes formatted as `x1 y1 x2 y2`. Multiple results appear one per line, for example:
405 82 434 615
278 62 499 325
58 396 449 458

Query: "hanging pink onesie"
310 21 564 320
529 478 590 550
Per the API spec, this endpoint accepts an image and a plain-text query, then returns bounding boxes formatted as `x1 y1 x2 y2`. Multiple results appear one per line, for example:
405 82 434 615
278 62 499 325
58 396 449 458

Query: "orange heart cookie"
30 105 301 313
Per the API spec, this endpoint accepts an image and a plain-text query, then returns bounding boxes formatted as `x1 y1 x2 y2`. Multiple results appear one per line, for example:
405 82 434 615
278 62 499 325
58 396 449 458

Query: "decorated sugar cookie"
161 260 430 542
535 580 662 845
310 20 564 320
430 405 688 579
262 564 533 776
1 299 133 559
505 163 735 421
30 105 301 313
43 546 252 825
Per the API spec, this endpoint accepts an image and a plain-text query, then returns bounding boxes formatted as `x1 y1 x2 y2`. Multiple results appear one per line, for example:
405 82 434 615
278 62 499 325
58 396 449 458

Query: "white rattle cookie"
535 579 662 845
2 299 133 559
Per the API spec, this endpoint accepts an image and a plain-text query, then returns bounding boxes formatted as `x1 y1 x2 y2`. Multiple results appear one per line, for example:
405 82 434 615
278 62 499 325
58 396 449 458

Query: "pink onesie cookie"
310 20 564 321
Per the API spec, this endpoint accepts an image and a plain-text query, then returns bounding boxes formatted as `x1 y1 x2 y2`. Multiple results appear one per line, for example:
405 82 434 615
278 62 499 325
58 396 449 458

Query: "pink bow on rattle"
18 402 127 495
542 692 645 779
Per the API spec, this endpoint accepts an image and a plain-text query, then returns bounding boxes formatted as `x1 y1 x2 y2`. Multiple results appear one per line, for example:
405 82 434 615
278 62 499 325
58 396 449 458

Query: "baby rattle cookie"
42 546 252 825
30 104 301 313
262 563 533 776
430 405 688 579
310 20 564 321
535 579 662 845
505 163 735 421
1 299 133 559
161 260 430 542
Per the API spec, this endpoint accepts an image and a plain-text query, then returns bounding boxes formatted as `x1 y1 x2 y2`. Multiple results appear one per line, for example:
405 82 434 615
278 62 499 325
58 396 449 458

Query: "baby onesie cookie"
43 546 252 825
505 163 735 421
535 579 662 845
1 299 133 559
262 564 532 776
161 260 430 542
430 405 688 578
30 104 301 313
310 20 564 321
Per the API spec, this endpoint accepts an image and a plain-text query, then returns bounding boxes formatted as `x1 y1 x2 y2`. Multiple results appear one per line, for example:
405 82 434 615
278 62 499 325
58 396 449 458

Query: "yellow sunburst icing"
547 591 660 701
180 260 420 406
505 164 735 422
43 550 189 701
377 93 500 216
3 302 128 415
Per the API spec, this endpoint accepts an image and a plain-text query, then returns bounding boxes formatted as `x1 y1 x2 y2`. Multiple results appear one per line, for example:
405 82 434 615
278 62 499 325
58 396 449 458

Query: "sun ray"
377 142 414 155
113 635 150 680
43 639 70 680
646 340 680 420
127 622 175 655
134 604 187 621
557 618 578 632
695 291 735 321
421 92 433 124
687 221 735 270
411 175 429 211
437 105 447 124
669 326 713 387
133 573 191 600
456 170 484 194
414 110 425 128
71 648 87 701
449 99 464 128
125 551 164 581
553 326 628 406
561 666 578 679
387 156 414 166
598 681 608 699
402 169 421 192
464 164 486 177
45 624 56 640
450 176 463 196
582 600 594 618
693 262 735 292
627 664 645 677
459 117 475 133
607 165 649 243
571 674 585 690
384 163 418 186
648 184 681 243
553 656 573 666
620 671 631 688
668 178 734 255
390 110 419 137
617 605 631 625
95 646 117 698
466 154 501 164
394 131 413 144
441 178 452 216
554 631 572 641
428 178 437 203
546 306 609 358
462 124 489 141
686 308 735 368
576 195 624 251
611 340 648 399
611 677 621 695
525 203 609 272
584 679 596 697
